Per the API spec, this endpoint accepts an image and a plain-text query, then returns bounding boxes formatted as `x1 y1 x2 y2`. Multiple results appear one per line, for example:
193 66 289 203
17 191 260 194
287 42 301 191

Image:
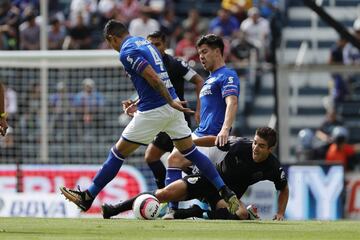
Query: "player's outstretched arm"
141 65 194 114
274 183 289 221
192 135 216 147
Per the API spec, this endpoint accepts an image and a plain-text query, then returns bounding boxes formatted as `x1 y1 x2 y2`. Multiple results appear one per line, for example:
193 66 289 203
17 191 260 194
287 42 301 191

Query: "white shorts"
122 103 191 145
191 133 228 166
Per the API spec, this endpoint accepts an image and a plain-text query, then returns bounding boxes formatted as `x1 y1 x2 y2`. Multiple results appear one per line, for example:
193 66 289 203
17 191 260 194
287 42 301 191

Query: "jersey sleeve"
220 71 240 98
273 166 288 191
120 48 150 75
175 58 197 81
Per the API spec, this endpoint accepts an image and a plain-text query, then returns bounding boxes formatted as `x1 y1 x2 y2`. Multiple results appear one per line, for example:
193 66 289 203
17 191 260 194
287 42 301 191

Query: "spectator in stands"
139 0 173 19
19 8 40 50
175 29 198 62
49 81 75 142
316 109 343 144
182 8 208 39
19 82 41 144
13 0 39 14
66 13 92 49
343 18 360 65
98 0 116 23
329 37 347 64
229 31 256 64
342 18 360 100
326 126 360 171
73 78 105 142
69 0 97 27
221 0 251 23
0 0 20 50
159 9 181 47
48 17 66 50
128 8 159 38
115 0 141 26
327 36 348 110
209 8 240 38
256 0 278 19
240 7 270 61
296 128 328 162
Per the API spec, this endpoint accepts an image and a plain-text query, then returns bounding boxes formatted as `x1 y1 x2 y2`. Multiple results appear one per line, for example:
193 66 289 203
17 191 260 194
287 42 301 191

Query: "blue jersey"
194 66 240 137
120 36 177 111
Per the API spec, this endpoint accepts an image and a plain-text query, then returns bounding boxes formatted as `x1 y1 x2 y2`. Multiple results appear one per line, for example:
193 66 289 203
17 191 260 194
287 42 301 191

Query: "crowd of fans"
0 0 282 65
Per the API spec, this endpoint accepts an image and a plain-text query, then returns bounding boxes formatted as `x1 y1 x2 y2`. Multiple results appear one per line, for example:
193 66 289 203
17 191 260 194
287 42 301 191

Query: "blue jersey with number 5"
194 66 240 137
120 36 177 111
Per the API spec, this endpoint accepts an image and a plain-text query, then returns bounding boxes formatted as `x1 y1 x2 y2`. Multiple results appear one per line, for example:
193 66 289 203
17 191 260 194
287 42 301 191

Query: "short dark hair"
255 127 277 148
147 31 166 42
196 34 224 55
103 19 129 40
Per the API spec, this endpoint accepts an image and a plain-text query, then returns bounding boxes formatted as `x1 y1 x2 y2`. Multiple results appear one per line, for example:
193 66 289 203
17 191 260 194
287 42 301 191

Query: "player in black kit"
122 31 204 189
102 127 289 220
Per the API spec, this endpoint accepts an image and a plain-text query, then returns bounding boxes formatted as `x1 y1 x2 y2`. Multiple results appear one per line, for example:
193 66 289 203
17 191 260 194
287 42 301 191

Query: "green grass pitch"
1 218 359 240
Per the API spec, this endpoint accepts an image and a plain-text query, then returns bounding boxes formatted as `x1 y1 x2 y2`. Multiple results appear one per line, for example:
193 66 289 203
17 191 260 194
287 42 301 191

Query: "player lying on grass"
102 127 289 220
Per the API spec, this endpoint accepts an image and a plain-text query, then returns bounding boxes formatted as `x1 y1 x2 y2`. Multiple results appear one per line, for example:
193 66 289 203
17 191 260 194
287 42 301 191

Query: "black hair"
147 31 166 42
103 19 129 40
196 34 224 56
255 127 277 148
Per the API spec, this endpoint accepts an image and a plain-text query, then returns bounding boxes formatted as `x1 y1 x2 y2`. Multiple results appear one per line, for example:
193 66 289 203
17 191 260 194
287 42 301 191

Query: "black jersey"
162 54 196 101
217 137 287 198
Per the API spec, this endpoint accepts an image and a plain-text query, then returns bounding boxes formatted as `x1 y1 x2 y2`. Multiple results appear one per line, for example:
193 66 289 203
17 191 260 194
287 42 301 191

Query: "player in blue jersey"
162 34 240 218
59 20 240 214
143 31 203 189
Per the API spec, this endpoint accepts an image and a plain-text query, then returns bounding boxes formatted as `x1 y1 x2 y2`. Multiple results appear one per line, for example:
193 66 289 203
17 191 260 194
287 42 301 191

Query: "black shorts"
152 132 174 152
182 174 222 210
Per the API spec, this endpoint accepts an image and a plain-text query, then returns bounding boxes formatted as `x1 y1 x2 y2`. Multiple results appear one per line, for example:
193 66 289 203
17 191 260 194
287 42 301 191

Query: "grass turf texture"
1 218 359 240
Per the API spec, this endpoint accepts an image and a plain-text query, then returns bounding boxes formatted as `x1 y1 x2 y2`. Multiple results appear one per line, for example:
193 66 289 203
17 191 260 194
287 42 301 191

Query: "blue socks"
165 168 182 209
181 145 225 191
88 146 124 198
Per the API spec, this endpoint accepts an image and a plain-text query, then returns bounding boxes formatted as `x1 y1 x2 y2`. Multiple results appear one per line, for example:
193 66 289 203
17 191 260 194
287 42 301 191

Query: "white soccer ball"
132 194 160 220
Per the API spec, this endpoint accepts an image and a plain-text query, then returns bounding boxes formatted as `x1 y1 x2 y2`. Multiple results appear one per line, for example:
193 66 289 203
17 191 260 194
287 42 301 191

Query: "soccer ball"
132 194 160 220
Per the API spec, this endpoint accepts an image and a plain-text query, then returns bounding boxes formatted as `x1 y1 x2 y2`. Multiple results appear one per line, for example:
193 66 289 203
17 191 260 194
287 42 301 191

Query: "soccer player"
143 31 204 189
163 34 240 216
60 20 240 214
0 82 8 136
102 127 289 221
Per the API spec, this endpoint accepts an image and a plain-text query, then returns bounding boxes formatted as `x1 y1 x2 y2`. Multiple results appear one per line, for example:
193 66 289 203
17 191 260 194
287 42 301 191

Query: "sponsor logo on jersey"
135 39 150 47
200 85 212 97
206 77 216 84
